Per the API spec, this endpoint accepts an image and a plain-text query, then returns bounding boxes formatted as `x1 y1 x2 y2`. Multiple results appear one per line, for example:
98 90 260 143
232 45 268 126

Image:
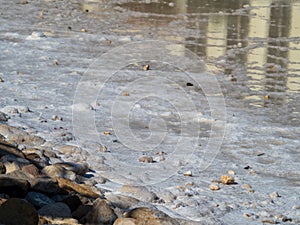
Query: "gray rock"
25 191 55 208
0 111 9 122
38 202 72 218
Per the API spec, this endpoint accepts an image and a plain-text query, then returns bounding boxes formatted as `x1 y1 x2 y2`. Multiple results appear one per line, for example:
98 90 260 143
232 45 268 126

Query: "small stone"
0 198 38 225
0 111 8 121
209 184 220 191
143 64 150 71
242 184 252 189
237 42 242 48
138 156 153 163
221 175 235 184
228 170 235 175
38 202 72 218
269 191 280 199
0 77 4 82
99 144 108 152
106 39 112 45
183 170 192 177
281 216 292 222
261 218 277 224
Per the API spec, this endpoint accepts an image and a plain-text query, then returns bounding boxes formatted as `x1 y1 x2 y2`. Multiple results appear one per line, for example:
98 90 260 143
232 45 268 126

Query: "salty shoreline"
1 0 300 224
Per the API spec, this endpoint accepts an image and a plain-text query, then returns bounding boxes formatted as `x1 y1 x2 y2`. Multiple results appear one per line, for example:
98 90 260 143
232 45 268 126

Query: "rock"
120 185 158 202
138 156 153 163
42 164 76 180
31 177 65 195
0 139 25 158
58 145 82 154
52 162 89 175
269 191 280 199
0 162 5 174
62 195 82 212
83 198 117 225
25 191 55 208
0 175 30 197
22 164 40 177
38 202 72 218
39 216 80 225
72 205 93 221
183 171 192 177
113 218 137 225
56 177 100 198
209 184 220 191
0 111 9 121
105 194 140 209
221 175 235 184
3 161 22 173
0 198 38 225
227 170 235 175
156 190 176 203
242 184 252 189
125 207 179 225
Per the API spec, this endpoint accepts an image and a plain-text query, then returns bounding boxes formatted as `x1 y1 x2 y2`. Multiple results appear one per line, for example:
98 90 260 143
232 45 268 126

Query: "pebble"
221 175 235 184
138 156 153 163
269 191 280 199
209 184 220 191
228 170 235 175
183 170 192 177
242 184 252 189
0 112 8 121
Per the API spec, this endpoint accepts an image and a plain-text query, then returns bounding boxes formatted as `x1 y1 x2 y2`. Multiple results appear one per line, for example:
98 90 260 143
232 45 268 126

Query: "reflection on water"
82 0 300 123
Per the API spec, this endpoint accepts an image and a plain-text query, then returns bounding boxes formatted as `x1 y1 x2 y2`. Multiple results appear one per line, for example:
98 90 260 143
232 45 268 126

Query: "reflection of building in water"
288 3 300 92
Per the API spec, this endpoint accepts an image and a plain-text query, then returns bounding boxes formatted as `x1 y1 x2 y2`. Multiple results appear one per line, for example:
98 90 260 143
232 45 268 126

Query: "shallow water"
1 0 300 224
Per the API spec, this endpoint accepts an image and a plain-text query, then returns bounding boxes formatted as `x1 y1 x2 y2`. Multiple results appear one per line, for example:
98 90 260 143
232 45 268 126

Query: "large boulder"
0 198 38 225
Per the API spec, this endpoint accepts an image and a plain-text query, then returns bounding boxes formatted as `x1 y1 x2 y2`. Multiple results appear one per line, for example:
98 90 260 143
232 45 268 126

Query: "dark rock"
38 202 72 218
73 205 93 221
82 198 117 225
0 198 38 225
0 162 6 174
0 175 30 197
62 195 82 212
25 191 55 208
31 177 66 195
